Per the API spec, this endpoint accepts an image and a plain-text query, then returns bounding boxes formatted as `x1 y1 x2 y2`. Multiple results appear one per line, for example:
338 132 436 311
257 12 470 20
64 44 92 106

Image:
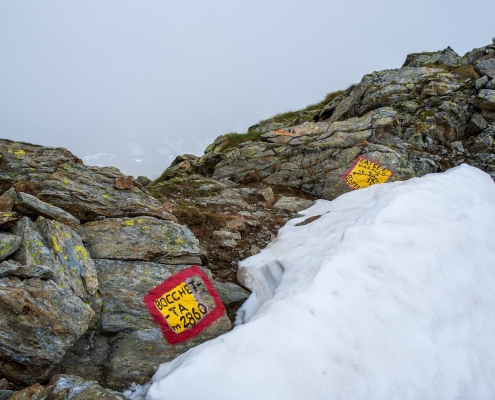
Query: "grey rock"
475 55 495 79
0 278 93 385
213 280 250 308
135 175 151 187
474 89 495 112
0 234 22 261
273 196 314 213
0 390 13 400
0 260 54 280
475 75 489 90
14 192 80 228
403 47 464 68
214 230 241 248
466 114 488 136
83 216 202 262
486 79 495 90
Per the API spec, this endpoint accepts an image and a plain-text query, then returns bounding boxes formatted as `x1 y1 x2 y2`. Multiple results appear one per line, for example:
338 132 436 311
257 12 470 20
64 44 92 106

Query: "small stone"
474 89 495 112
115 175 134 189
466 114 488 136
135 175 151 187
258 187 275 206
486 79 495 90
475 76 489 90
212 280 250 308
0 212 20 228
0 234 22 261
162 201 174 213
295 215 322 226
0 390 13 400
226 216 246 232
250 245 260 256
273 196 314 213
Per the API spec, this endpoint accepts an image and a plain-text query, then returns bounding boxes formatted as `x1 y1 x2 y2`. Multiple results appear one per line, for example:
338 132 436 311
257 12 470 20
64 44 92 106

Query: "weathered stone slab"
0 234 22 261
0 212 20 228
36 217 97 299
14 192 80 228
83 216 202 262
212 280 250 309
0 139 175 223
0 260 54 280
0 278 93 385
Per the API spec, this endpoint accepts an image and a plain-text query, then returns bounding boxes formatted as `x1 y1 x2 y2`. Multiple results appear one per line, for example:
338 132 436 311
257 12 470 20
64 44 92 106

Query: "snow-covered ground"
137 165 495 399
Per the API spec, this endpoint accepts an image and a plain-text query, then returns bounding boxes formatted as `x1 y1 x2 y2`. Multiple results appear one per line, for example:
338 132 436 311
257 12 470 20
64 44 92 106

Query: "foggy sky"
1 1 494 178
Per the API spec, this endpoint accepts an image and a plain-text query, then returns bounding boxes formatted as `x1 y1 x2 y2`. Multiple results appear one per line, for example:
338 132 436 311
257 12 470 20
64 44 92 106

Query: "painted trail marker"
342 156 393 190
144 266 225 344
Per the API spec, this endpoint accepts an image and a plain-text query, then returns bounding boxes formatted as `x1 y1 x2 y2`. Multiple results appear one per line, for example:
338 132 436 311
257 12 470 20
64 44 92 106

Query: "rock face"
161 40 495 200
0 141 233 391
0 277 93 385
52 260 231 390
0 139 175 222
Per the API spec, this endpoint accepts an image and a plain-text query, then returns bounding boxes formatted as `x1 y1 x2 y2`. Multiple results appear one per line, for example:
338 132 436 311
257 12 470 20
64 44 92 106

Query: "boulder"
0 139 175 222
0 234 22 261
403 47 464 68
36 217 98 299
83 216 202 262
135 175 151 187
53 260 231 390
466 114 488 136
0 278 93 385
474 89 495 112
475 54 495 79
273 196 314 213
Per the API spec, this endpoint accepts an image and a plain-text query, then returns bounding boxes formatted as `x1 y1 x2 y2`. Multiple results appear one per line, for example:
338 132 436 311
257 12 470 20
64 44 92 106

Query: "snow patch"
145 165 495 399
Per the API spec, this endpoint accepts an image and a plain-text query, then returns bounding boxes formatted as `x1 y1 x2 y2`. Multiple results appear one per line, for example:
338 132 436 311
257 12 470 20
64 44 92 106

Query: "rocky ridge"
0 140 247 396
2 37 495 399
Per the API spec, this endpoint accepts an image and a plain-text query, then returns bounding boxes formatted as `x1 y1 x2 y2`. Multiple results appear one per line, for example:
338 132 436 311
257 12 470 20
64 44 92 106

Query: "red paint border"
341 155 395 190
143 265 226 344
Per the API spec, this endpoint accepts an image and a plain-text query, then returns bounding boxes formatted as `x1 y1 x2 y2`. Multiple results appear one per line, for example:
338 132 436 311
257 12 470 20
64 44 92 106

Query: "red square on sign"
143 265 225 344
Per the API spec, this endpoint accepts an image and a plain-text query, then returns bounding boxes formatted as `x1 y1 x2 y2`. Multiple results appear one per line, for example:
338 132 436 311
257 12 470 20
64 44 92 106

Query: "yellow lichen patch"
174 236 185 246
140 225 151 232
9 149 26 159
62 178 69 185
76 279 83 286
52 236 63 253
2 214 10 217
101 194 111 199
64 255 68 260
136 218 146 224
64 232 71 239
75 245 89 261
124 219 135 226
